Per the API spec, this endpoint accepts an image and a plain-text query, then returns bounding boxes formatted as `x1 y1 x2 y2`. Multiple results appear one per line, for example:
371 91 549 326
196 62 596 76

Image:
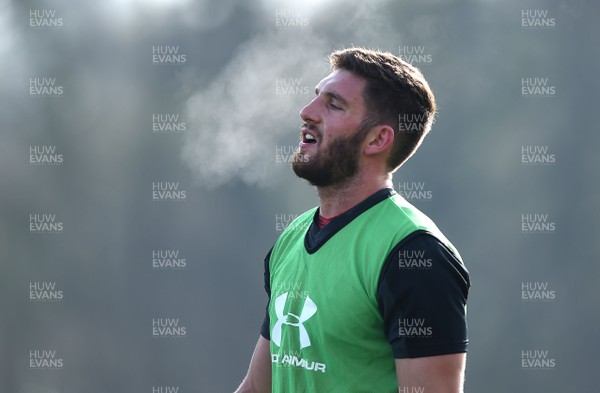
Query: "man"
235 48 470 393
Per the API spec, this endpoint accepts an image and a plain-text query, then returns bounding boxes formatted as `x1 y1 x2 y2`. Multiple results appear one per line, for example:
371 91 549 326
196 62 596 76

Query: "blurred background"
1 0 598 391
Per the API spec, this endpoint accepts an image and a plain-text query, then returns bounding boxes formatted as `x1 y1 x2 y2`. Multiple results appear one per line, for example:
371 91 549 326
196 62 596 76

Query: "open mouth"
301 131 317 144
303 134 317 144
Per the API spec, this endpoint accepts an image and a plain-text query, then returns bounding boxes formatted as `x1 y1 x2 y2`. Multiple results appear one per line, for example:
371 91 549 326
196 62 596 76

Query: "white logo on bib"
272 292 317 349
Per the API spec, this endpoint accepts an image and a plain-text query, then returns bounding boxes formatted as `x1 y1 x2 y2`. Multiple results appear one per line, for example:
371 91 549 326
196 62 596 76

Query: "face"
292 69 371 187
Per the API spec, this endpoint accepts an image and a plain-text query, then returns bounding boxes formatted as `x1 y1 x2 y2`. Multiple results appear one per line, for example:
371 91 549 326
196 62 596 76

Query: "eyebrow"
315 87 349 108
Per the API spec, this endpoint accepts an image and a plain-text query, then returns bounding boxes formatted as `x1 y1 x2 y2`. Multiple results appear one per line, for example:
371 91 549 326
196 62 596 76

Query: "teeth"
305 134 315 140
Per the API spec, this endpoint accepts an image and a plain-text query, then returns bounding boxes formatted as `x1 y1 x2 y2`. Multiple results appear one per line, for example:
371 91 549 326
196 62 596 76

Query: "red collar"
317 208 350 229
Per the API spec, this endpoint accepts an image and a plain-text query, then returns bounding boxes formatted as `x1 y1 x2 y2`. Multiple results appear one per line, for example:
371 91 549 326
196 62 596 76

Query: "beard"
291 121 372 187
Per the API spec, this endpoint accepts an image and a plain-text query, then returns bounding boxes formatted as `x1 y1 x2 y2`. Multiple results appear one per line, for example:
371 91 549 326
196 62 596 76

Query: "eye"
328 102 341 110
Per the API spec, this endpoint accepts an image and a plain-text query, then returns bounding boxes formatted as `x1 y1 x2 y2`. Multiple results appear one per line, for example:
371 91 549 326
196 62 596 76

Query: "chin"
299 152 313 161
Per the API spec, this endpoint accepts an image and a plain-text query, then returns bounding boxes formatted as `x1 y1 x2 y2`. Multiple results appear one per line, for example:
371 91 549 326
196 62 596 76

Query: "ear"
363 125 394 156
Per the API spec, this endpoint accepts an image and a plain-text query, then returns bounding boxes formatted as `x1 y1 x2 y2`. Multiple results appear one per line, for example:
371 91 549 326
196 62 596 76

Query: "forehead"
316 69 366 107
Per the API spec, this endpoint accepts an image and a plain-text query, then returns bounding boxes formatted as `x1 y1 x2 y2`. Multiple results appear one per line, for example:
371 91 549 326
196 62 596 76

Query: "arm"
378 233 470 393
395 353 466 393
234 336 271 393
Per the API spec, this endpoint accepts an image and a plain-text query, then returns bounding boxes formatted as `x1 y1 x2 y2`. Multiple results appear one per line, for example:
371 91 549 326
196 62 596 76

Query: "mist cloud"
182 31 329 188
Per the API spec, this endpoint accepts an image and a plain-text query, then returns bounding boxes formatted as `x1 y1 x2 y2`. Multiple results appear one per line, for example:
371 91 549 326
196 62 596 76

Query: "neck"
317 172 393 218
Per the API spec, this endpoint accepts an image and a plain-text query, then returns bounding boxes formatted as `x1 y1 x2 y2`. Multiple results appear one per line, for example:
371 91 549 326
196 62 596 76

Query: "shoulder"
271 207 317 259
380 231 469 291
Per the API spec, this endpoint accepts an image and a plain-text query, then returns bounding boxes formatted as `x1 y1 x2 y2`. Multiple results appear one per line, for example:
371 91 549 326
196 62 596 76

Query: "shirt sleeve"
377 231 470 358
260 248 272 340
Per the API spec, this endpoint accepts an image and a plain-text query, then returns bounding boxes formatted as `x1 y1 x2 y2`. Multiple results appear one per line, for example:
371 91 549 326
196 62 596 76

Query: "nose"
299 97 320 124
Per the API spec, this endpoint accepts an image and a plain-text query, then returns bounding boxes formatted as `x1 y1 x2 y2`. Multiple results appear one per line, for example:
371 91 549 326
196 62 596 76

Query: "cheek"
325 118 362 139
321 118 345 136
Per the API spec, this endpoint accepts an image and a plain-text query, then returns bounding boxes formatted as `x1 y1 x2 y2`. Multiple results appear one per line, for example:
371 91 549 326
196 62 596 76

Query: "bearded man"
235 47 470 393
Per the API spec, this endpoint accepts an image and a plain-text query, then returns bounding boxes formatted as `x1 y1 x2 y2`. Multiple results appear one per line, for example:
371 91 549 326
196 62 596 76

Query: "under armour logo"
272 292 317 349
